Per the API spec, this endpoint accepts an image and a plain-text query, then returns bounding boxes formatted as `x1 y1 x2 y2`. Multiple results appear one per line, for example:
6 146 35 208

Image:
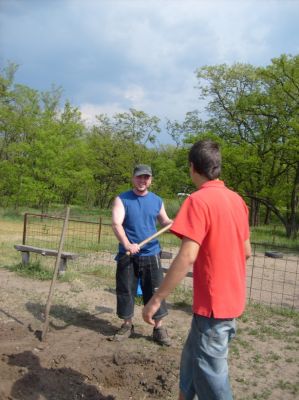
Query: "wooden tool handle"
125 223 172 256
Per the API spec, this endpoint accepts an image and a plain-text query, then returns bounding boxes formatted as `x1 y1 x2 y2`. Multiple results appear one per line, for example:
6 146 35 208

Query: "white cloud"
1 0 298 140
80 102 126 125
123 85 145 104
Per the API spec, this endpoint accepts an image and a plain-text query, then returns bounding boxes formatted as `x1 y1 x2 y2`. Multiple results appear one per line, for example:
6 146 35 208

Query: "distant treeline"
0 54 298 237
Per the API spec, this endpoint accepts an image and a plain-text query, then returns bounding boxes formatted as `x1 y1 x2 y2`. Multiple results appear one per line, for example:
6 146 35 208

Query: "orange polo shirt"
171 180 250 318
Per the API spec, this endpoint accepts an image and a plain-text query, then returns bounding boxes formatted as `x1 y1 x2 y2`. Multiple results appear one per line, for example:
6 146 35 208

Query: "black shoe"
113 323 134 342
153 327 171 346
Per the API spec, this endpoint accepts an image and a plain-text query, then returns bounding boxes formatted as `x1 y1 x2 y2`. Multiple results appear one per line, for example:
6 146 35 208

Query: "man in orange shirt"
143 140 251 400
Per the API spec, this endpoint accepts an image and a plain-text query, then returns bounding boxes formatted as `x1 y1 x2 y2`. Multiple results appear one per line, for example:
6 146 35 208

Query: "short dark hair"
188 140 221 180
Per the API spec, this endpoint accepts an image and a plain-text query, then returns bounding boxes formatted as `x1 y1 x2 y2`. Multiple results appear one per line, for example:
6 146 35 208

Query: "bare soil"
0 268 298 400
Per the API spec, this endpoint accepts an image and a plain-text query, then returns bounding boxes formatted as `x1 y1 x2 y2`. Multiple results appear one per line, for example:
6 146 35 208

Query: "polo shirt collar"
200 180 225 189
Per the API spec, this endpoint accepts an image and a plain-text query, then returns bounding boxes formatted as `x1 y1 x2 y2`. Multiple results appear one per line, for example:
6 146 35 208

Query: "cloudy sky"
1 0 299 143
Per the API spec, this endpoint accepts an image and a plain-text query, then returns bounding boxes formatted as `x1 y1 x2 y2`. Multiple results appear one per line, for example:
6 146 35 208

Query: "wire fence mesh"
247 243 298 310
1 213 298 310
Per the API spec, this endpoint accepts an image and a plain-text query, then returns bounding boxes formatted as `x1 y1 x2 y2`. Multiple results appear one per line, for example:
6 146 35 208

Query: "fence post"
272 225 276 245
98 217 102 244
22 213 28 245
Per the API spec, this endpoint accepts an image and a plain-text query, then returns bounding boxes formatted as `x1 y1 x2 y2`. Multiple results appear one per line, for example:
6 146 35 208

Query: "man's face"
132 174 152 193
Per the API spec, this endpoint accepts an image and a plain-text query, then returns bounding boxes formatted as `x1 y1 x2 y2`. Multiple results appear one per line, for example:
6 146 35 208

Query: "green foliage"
0 64 88 211
192 55 299 238
151 146 190 198
0 56 298 238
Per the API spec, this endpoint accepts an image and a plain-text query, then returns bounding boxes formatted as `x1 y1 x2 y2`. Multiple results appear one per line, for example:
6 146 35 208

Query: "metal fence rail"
5 213 299 311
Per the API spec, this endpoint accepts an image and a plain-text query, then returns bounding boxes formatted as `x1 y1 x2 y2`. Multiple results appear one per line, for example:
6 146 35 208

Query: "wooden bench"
14 244 78 275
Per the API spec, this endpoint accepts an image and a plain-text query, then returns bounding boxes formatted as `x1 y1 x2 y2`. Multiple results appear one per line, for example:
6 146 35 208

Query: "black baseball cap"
133 164 152 177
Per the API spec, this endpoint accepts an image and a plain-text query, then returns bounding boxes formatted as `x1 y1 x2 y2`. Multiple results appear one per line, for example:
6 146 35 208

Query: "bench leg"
21 251 30 265
58 257 67 276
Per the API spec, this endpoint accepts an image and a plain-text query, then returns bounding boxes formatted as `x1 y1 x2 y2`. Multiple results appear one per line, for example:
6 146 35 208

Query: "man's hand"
142 296 161 325
126 243 140 255
143 237 199 326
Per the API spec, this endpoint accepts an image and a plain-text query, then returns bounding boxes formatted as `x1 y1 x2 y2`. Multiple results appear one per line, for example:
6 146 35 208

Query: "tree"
150 145 190 198
166 110 206 148
194 55 299 237
85 109 159 207
110 108 160 146
0 64 88 211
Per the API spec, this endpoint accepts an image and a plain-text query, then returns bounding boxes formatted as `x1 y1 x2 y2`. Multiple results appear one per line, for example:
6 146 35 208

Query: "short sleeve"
170 196 209 245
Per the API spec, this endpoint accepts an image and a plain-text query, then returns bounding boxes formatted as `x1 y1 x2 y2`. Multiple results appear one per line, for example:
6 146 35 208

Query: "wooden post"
98 217 102 244
22 213 28 245
21 251 30 265
41 206 70 341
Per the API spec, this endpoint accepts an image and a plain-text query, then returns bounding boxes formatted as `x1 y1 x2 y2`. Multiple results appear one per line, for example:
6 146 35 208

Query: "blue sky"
1 0 299 143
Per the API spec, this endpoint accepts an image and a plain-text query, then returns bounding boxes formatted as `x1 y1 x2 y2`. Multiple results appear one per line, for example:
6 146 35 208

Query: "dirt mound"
0 320 180 399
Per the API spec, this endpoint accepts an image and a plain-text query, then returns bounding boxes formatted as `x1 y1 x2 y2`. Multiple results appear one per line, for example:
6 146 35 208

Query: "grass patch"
250 224 299 252
5 261 53 280
83 265 116 280
243 302 299 320
77 264 116 289
275 380 299 395
241 303 299 341
170 285 192 308
251 389 272 399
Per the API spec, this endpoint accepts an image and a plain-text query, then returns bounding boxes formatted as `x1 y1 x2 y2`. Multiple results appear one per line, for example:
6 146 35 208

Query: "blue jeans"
180 314 236 400
116 254 168 320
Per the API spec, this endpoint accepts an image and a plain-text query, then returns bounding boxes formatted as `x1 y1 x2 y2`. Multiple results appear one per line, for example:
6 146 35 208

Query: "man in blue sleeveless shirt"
111 164 172 345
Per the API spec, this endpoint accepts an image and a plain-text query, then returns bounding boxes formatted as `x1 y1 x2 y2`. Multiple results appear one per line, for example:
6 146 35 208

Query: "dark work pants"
116 254 168 320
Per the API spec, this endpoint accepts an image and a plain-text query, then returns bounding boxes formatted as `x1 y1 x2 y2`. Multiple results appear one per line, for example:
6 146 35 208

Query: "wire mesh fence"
21 213 105 253
1 212 299 311
247 243 299 310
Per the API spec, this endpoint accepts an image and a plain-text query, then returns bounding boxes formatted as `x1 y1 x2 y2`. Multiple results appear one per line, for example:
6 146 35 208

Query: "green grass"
81 265 116 280
244 301 299 319
5 261 54 280
0 208 25 222
250 224 299 252
170 285 193 308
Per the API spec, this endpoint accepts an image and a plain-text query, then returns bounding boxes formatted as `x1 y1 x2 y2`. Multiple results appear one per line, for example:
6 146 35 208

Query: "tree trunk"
264 207 271 225
249 198 260 227
285 214 298 239
286 161 299 238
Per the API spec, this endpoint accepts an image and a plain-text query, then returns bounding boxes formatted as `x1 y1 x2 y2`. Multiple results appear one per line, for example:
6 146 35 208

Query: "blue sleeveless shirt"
118 190 162 256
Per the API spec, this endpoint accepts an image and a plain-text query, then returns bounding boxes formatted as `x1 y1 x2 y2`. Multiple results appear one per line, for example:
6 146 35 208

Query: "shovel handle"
125 223 172 256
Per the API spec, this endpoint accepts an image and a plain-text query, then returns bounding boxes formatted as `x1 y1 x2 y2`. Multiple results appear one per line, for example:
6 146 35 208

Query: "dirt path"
0 268 298 399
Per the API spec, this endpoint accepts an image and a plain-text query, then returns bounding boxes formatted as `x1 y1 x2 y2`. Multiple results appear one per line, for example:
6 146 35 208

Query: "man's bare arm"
111 197 140 254
245 238 251 260
157 202 173 226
